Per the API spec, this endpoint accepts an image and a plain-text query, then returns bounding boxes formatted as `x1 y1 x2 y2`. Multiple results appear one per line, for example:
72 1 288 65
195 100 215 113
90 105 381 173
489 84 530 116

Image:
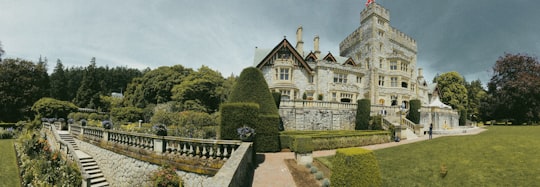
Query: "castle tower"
339 2 419 106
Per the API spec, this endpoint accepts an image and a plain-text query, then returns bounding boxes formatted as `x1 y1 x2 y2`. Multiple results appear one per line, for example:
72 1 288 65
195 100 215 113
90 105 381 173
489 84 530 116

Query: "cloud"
1 0 539 85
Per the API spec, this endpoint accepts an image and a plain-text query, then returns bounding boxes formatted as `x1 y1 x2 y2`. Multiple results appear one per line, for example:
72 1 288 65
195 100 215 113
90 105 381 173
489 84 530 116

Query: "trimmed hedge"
253 115 280 152
279 130 391 151
406 99 421 124
331 148 382 187
219 103 259 140
292 135 313 154
272 92 281 109
356 99 370 130
228 67 279 115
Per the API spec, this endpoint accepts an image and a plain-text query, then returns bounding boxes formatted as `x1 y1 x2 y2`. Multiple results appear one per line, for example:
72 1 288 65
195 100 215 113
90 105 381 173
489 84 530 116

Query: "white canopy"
428 96 452 109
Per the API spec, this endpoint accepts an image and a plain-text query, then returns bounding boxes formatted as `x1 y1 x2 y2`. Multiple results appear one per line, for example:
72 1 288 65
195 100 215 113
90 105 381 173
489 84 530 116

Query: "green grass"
0 139 21 187
374 126 540 186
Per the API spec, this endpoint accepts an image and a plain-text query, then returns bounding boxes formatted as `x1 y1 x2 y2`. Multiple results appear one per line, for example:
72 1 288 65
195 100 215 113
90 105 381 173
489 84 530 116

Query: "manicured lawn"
0 139 21 187
375 126 540 186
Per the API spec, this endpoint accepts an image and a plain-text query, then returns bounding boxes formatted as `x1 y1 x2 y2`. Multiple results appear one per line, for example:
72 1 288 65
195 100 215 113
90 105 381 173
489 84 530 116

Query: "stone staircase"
57 132 109 187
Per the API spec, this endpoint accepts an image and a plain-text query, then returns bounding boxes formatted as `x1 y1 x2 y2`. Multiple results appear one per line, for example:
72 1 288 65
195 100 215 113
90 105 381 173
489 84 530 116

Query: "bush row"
331 147 382 187
279 131 390 151
67 112 109 121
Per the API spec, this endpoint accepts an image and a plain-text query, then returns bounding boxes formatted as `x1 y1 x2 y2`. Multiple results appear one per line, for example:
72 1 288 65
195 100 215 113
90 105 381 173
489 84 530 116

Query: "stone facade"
254 2 430 108
75 139 210 187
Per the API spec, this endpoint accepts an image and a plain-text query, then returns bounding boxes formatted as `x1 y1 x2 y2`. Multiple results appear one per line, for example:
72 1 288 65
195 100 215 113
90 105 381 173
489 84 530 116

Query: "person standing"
429 123 433 140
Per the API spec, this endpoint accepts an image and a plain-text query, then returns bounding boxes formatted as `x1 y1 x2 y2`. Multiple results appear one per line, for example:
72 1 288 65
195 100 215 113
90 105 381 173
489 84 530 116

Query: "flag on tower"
365 0 374 7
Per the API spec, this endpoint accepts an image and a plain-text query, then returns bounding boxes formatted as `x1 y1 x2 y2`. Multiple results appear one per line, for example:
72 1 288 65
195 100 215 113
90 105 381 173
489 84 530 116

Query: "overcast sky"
1 0 539 85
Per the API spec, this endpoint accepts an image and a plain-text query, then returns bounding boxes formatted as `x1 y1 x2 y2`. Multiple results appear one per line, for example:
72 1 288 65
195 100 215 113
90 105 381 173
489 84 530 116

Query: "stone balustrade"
280 100 357 109
70 125 243 175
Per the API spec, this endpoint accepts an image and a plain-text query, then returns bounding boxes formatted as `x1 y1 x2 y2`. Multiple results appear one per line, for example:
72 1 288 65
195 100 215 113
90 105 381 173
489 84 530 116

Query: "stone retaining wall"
280 107 356 130
75 139 210 187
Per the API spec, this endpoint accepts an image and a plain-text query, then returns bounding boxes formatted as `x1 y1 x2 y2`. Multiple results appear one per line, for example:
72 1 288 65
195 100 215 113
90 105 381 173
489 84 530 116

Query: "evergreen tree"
355 99 370 130
74 58 102 109
50 59 69 101
406 99 421 124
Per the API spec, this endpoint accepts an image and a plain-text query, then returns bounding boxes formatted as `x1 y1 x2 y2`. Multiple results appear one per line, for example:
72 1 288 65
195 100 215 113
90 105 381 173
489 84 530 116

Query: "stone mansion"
254 2 430 109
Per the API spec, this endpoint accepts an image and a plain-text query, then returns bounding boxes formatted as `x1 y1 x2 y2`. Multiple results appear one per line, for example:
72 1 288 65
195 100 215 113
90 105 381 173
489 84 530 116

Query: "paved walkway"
252 127 486 187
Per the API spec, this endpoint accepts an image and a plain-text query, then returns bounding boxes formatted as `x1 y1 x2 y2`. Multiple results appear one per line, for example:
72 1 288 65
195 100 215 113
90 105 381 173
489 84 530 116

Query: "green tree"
124 65 193 108
171 66 224 113
434 72 468 125
31 98 78 119
74 58 102 109
434 71 468 111
49 59 69 101
487 53 540 124
356 99 370 130
465 79 487 122
0 58 50 121
64 66 84 101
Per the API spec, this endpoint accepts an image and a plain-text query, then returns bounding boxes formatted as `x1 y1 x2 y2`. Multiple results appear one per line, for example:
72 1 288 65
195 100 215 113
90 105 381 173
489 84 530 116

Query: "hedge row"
356 99 371 130
291 135 313 154
331 148 382 187
253 115 280 152
219 103 260 140
279 131 390 151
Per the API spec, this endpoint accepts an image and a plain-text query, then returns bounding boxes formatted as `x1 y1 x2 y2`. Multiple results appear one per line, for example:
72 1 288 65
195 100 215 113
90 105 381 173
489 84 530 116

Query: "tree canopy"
485 53 540 124
31 98 78 119
434 71 468 111
171 66 225 113
0 58 50 122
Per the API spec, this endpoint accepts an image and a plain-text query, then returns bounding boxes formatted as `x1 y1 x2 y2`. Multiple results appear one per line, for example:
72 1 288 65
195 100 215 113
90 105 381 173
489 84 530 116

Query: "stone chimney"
295 26 304 57
314 35 321 59
418 68 424 78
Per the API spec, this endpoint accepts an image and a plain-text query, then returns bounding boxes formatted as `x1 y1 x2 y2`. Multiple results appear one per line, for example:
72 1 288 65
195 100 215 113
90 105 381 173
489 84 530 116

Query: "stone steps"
57 133 109 187
80 157 110 187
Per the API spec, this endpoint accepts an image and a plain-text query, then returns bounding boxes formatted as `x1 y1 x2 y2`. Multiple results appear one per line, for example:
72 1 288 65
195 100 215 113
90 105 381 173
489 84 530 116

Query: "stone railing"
206 143 254 187
401 117 422 135
43 123 91 186
70 125 245 176
280 100 357 109
381 117 394 130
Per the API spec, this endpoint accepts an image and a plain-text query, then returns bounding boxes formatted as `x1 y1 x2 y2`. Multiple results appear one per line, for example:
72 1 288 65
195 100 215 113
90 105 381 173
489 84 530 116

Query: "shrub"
331 148 382 187
356 99 370 130
315 171 324 180
80 119 87 126
150 165 183 187
370 115 383 130
272 92 281 108
111 107 143 123
102 120 112 129
407 99 421 124
310 166 318 174
228 67 279 115
219 103 259 140
305 162 312 168
153 124 168 136
0 128 14 139
292 135 313 154
279 135 293 149
321 178 330 187
31 97 78 119
253 115 280 152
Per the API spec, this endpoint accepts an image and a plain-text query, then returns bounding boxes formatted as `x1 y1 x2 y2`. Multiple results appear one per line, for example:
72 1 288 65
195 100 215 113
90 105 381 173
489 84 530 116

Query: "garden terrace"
70 125 245 175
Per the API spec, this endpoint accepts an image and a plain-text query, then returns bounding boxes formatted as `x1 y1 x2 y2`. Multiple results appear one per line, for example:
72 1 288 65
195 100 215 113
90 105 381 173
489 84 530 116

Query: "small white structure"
420 96 459 133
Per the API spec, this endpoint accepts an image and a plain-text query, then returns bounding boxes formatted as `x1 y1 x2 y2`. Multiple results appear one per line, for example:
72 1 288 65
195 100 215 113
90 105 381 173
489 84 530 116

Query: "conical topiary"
228 67 279 115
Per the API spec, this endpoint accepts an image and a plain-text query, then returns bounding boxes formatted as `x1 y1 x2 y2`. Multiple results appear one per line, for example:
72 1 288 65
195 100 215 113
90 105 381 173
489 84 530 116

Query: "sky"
1 0 539 85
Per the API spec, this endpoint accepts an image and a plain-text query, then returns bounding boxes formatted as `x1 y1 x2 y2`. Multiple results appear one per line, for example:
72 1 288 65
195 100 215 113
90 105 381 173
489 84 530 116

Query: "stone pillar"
295 152 313 166
296 26 304 56
103 131 109 142
154 138 164 153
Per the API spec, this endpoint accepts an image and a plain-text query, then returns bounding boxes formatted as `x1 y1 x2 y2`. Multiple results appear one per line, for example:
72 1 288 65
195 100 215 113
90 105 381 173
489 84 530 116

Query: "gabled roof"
322 52 337 62
342 57 357 66
255 39 313 72
305 52 318 62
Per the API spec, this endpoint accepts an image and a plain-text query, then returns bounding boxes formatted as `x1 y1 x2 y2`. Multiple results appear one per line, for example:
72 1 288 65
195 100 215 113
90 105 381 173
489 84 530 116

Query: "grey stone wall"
280 107 356 130
75 139 210 187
